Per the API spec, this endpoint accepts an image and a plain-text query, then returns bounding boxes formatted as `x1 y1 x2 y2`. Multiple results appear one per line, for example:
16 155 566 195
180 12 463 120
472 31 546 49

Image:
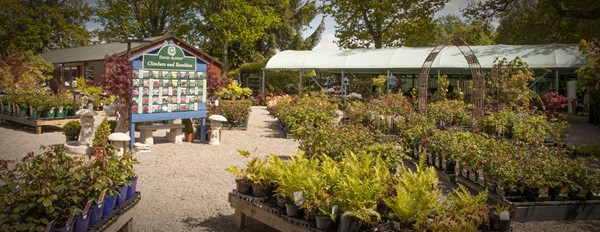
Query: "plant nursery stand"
228 192 311 232
89 192 141 232
0 113 79 134
455 176 600 222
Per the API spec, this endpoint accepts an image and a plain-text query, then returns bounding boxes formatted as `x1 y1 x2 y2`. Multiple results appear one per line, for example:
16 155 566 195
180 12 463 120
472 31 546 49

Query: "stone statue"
76 103 98 146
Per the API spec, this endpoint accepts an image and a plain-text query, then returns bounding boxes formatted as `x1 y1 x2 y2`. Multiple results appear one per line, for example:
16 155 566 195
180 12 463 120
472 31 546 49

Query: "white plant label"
332 205 339 215
293 191 303 206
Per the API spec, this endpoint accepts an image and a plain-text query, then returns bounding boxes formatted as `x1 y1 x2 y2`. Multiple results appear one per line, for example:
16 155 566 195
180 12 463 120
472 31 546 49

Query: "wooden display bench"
228 191 312 232
0 113 79 134
89 192 141 232
456 176 600 222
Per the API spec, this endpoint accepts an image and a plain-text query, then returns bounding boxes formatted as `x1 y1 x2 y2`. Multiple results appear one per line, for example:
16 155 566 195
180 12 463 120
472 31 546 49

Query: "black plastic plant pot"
490 217 511 232
236 180 252 194
285 203 299 217
251 183 269 197
315 215 334 230
337 215 360 232
276 196 287 208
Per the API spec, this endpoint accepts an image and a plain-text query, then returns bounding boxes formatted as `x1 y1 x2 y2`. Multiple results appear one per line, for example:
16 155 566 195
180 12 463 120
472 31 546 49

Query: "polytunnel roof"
265 44 586 73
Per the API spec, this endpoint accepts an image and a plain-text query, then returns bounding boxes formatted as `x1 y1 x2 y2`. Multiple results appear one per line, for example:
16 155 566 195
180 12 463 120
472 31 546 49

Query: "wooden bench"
138 124 184 145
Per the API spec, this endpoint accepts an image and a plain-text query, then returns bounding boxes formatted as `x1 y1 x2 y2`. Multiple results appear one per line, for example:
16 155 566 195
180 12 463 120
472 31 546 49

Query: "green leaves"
322 0 448 48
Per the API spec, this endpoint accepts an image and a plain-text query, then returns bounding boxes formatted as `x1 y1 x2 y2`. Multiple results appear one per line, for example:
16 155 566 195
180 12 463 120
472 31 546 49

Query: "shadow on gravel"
260 121 287 138
181 214 278 232
0 120 63 134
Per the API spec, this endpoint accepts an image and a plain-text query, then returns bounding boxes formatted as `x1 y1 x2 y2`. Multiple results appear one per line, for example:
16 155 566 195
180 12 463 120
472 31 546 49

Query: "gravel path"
1 107 599 231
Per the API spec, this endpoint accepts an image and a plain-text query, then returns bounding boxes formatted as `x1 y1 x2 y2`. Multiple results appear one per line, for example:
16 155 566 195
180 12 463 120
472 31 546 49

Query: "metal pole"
261 68 265 94
555 69 559 91
299 70 303 94
386 70 390 93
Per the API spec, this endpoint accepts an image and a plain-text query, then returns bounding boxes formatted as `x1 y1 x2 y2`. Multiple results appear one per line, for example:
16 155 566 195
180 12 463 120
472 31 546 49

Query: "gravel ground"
1 107 599 231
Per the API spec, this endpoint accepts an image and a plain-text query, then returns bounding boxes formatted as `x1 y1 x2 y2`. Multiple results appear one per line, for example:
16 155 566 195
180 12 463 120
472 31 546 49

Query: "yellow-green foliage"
438 75 449 100
0 51 53 94
92 118 112 147
338 152 391 224
217 82 252 100
431 185 489 232
384 154 441 229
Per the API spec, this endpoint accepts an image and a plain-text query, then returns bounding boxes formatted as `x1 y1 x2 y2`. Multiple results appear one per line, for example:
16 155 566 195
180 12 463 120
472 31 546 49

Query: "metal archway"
418 37 485 117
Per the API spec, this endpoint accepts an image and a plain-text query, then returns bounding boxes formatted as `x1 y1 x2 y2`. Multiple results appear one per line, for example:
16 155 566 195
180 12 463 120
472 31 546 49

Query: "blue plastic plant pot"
116 185 128 206
102 194 117 217
126 177 138 199
88 202 103 226
73 212 90 232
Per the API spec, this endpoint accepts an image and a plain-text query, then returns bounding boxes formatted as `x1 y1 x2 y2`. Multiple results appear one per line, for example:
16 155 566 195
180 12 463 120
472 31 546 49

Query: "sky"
310 0 472 50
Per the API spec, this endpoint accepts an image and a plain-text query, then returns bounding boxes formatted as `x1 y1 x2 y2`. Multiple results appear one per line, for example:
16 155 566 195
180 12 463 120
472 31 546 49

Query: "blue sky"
310 0 472 50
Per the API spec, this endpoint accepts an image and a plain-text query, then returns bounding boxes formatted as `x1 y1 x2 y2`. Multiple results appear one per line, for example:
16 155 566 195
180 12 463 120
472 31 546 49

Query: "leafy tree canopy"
321 0 448 48
256 0 325 58
94 0 197 43
0 51 54 94
0 0 92 57
431 15 495 46
195 0 281 73
463 0 600 44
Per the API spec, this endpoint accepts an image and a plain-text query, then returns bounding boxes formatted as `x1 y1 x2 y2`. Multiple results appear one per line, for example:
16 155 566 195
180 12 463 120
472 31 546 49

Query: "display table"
228 191 312 232
90 192 141 232
0 113 79 134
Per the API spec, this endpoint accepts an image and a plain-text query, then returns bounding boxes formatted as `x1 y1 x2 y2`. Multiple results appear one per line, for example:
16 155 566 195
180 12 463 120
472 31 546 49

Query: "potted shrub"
302 156 341 230
225 150 254 194
63 121 81 141
182 118 194 142
92 118 112 157
489 204 512 232
271 151 318 217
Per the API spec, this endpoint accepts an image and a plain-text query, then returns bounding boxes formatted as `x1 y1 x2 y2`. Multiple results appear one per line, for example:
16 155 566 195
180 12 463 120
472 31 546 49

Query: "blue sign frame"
128 41 208 149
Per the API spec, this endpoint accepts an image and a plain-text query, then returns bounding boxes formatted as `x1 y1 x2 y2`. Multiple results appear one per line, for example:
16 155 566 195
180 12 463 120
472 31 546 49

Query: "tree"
431 15 495 46
485 57 538 112
321 0 448 49
256 0 325 58
0 51 54 94
94 0 196 42
196 0 281 73
577 38 600 125
103 53 132 132
0 0 92 57
463 0 600 44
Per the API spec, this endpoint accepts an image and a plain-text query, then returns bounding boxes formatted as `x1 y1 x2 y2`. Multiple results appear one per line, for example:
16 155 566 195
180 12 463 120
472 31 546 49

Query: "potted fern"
272 151 317 217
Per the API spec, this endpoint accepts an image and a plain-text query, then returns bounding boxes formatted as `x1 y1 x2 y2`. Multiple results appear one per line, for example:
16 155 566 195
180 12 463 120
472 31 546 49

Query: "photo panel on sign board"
162 79 169 87
152 88 159 95
162 88 168 95
172 80 178 87
143 80 149 87
143 97 148 104
161 105 168 112
189 80 196 87
153 80 159 87
143 70 150 79
133 79 139 87
180 71 187 78
143 105 149 113
180 104 187 111
152 97 158 104
181 88 187 95
152 105 158 113
143 88 149 95
154 71 160 79
181 79 187 87
170 104 177 112
171 72 177 79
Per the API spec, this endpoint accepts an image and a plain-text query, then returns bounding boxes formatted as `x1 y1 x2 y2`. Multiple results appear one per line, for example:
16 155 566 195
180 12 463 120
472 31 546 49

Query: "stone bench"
138 124 185 145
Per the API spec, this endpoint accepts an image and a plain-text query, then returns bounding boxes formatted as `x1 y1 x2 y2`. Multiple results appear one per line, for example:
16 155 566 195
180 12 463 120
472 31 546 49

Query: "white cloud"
313 32 339 51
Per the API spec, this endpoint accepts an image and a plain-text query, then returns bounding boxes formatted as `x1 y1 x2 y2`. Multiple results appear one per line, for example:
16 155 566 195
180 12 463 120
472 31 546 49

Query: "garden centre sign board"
143 45 196 71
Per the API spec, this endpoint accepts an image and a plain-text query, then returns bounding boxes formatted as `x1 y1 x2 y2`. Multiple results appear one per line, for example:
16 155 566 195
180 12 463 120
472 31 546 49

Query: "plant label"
332 205 339 215
98 189 107 204
293 191 303 206
66 212 75 225
44 219 55 232
83 201 92 217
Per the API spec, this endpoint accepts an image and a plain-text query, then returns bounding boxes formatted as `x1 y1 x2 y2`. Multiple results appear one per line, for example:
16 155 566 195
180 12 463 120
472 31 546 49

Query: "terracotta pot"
184 133 194 142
